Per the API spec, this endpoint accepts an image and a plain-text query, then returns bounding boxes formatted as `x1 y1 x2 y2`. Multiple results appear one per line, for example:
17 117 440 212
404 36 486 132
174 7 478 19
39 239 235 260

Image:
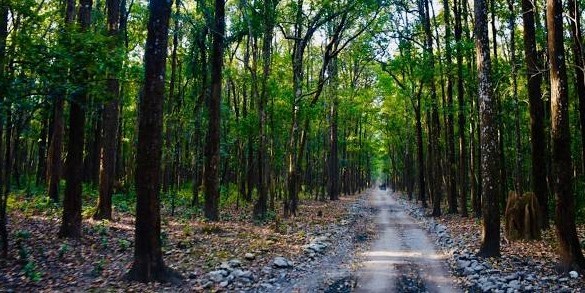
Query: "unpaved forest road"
355 189 458 293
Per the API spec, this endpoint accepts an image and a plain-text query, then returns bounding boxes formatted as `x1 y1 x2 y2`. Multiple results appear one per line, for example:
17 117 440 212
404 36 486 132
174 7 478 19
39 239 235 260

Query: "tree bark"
454 0 468 217
569 0 585 175
547 0 585 271
328 55 340 201
521 0 548 230
59 0 93 239
47 0 76 203
127 0 180 283
94 0 122 221
508 0 523 197
475 0 501 258
1 105 11 258
443 0 457 214
203 0 225 221
36 110 48 186
254 0 276 219
0 6 9 252
420 0 442 217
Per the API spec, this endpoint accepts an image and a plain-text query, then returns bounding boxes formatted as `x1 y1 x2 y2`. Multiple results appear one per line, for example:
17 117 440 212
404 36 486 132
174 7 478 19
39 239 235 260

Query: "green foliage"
58 243 70 259
118 239 131 252
92 259 105 276
23 260 42 282
93 220 110 237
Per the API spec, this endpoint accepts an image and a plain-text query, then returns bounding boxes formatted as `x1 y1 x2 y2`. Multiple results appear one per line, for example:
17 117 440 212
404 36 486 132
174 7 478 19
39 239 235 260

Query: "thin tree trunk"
36 109 48 186
568 0 585 175
476 0 501 258
420 0 442 217
254 0 277 219
507 0 522 197
203 0 225 221
1 105 11 258
454 0 468 217
59 0 93 239
328 55 340 201
442 0 457 214
94 0 122 221
522 0 548 229
415 101 427 207
47 0 75 202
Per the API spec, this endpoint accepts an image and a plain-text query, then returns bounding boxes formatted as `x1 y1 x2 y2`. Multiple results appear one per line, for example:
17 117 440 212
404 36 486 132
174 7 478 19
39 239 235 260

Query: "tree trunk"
1 105 11 258
507 0 523 197
569 0 585 175
0 9 10 251
420 0 442 217
127 0 179 283
47 0 76 203
454 0 468 217
203 0 225 221
254 0 276 219
94 0 122 221
328 55 340 201
521 0 548 230
443 0 457 214
59 0 92 239
547 0 585 271
475 0 501 258
36 109 48 186
415 102 427 207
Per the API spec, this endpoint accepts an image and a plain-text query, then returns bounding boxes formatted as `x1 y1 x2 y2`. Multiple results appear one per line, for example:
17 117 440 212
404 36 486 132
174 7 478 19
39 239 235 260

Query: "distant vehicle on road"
379 183 386 190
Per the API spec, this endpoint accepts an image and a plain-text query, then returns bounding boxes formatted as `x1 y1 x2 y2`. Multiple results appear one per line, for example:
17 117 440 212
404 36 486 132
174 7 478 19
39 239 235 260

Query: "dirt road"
355 189 458 293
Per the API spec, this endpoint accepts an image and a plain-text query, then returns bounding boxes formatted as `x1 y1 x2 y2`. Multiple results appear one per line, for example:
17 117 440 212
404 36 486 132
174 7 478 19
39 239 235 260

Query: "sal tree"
475 0 500 258
127 0 181 283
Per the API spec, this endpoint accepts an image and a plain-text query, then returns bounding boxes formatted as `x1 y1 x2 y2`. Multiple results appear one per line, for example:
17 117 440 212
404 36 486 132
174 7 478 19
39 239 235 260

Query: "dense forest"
1 0 585 288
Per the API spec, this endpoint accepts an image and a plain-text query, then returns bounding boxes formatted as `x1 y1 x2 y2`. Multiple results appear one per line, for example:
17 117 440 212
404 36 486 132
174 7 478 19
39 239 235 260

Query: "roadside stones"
301 234 332 259
273 256 293 268
205 258 257 287
207 270 226 283
228 258 242 267
244 252 255 260
230 268 254 282
508 280 521 290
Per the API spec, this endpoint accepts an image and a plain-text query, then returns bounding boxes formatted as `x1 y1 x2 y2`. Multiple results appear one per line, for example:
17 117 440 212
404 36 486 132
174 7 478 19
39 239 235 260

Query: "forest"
0 0 585 291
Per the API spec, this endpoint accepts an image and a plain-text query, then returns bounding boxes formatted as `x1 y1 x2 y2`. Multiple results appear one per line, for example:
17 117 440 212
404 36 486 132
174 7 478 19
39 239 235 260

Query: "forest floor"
2 189 585 292
0 190 377 292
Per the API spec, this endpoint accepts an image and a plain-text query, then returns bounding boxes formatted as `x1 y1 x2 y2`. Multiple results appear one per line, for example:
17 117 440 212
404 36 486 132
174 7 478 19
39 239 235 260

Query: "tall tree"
443 0 457 214
475 0 500 258
521 0 548 228
328 53 340 201
47 0 76 203
419 0 442 217
59 0 93 239
568 0 585 174
507 0 522 197
254 0 278 219
127 0 180 282
203 0 225 221
0 0 9 258
547 0 585 270
454 0 468 217
94 0 123 220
